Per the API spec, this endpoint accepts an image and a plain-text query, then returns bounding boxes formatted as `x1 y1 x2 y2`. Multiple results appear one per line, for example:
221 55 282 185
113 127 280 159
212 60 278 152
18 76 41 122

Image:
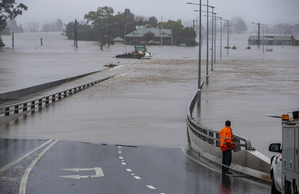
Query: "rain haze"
18 0 299 28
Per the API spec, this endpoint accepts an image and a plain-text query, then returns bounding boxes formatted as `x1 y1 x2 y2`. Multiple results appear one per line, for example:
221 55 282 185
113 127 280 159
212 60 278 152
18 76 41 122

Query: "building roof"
113 36 124 42
293 35 299 40
126 24 171 38
248 35 292 41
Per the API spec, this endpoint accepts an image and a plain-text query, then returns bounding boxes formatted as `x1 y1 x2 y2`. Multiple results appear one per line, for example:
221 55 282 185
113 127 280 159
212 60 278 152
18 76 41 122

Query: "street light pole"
223 19 229 55
124 22 134 47
206 0 209 85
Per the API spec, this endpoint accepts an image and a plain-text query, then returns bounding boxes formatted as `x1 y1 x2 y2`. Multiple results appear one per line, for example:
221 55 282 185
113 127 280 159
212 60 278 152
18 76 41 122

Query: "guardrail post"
5 107 9 116
38 99 42 108
234 138 241 152
216 133 220 147
23 103 27 111
209 131 214 145
31 101 35 111
14 105 19 114
46 97 49 105
52 95 56 102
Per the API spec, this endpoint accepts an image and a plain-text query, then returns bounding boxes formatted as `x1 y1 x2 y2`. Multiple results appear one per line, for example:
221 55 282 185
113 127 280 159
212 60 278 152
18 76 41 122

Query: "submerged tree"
0 0 27 46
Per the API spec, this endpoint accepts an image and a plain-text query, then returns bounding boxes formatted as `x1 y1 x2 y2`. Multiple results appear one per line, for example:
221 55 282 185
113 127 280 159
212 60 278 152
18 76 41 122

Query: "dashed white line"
118 151 122 154
121 162 126 165
146 185 156 189
126 169 132 172
119 156 123 159
134 176 141 180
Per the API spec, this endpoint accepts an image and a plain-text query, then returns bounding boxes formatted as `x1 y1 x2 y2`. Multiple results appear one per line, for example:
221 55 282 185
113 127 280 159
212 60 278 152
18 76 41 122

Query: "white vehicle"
269 111 299 194
269 145 283 193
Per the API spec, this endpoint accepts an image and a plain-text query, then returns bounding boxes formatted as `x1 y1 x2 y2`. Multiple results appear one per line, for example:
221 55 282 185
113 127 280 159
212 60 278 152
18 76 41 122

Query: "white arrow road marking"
60 167 104 179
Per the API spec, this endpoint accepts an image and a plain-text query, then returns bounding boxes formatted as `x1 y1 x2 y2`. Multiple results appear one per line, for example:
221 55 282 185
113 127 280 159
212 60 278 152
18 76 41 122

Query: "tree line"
64 6 197 46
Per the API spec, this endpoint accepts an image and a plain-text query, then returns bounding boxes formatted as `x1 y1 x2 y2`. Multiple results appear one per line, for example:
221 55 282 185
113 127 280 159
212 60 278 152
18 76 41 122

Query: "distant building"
113 36 124 44
292 35 299 46
248 35 296 46
125 24 172 45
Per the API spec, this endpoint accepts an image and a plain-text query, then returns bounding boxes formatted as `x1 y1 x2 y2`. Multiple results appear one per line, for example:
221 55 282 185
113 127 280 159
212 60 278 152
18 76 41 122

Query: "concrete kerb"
187 93 271 183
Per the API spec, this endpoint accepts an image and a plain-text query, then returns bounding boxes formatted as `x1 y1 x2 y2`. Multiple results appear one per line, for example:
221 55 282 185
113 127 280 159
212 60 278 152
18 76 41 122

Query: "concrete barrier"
0 69 106 104
187 92 271 182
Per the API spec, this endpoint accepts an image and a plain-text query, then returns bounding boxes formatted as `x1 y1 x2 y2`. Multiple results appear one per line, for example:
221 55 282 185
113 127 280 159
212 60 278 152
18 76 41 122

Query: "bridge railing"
0 75 114 125
187 91 255 151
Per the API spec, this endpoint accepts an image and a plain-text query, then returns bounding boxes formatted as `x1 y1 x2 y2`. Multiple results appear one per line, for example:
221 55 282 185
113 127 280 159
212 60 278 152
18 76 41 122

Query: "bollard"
209 131 214 145
38 99 42 108
14 105 19 114
5 107 9 116
23 103 27 111
31 101 35 111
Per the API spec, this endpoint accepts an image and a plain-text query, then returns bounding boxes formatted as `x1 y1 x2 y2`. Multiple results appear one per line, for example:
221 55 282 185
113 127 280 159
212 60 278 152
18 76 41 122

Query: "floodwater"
0 32 298 158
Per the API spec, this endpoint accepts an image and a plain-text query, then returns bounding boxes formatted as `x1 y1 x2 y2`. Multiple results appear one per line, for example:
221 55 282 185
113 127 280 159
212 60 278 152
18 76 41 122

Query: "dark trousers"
222 149 232 172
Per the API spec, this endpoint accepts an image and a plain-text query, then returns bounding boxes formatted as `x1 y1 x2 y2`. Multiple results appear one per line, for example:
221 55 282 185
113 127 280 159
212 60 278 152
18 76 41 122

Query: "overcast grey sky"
18 0 299 27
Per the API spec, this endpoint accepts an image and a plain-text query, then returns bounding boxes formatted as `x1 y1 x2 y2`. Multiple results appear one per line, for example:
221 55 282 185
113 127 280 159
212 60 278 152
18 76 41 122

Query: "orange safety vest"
219 126 235 151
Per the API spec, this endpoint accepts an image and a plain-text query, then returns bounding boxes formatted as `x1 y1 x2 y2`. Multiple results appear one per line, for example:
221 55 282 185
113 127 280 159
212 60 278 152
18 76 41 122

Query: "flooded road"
0 32 298 158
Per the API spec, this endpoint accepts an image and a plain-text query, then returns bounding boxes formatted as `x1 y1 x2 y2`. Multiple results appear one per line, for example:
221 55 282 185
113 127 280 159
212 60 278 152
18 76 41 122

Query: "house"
112 36 124 44
125 24 172 45
248 35 293 46
292 35 299 46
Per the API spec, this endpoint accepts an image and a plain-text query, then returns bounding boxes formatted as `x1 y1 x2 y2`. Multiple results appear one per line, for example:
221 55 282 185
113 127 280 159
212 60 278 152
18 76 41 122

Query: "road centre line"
0 139 53 173
19 140 58 194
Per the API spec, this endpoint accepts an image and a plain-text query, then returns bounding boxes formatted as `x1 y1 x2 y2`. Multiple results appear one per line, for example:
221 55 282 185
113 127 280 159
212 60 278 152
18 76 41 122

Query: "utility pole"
74 19 78 48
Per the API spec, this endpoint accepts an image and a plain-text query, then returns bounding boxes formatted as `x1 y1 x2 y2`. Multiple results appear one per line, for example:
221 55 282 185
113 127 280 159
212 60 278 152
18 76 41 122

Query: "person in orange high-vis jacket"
219 120 235 174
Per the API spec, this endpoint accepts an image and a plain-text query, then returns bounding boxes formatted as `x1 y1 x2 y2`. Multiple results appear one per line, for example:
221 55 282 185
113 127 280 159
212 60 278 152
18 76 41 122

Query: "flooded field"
0 32 298 158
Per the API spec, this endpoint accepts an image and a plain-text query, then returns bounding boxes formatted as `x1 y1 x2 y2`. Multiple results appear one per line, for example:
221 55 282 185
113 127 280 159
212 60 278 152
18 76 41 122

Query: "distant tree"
176 27 197 46
28 21 39 32
8 20 23 32
293 24 299 35
55 19 63 31
230 16 247 34
0 0 27 46
148 16 158 27
235 20 247 34
160 20 183 45
270 23 293 35
0 0 27 31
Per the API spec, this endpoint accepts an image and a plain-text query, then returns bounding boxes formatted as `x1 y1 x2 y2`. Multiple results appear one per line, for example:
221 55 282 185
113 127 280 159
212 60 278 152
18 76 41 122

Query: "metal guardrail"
187 91 255 151
0 75 115 122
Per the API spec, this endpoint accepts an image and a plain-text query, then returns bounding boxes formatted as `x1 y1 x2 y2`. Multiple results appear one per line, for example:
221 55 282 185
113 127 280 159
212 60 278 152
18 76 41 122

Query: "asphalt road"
0 138 270 194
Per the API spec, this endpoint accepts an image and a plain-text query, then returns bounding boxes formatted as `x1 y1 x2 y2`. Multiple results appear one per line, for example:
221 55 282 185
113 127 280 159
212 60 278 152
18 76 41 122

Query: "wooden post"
12 31 14 48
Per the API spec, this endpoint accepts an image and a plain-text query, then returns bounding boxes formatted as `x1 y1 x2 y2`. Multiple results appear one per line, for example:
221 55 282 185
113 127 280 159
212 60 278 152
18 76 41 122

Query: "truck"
269 111 299 194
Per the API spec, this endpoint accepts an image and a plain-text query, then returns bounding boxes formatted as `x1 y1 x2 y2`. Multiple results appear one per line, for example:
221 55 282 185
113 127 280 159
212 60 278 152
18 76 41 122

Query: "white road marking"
19 139 58 194
146 185 156 189
119 156 123 159
60 167 104 179
0 139 53 173
126 169 132 172
118 146 122 148
118 151 122 154
121 162 126 165
134 176 141 179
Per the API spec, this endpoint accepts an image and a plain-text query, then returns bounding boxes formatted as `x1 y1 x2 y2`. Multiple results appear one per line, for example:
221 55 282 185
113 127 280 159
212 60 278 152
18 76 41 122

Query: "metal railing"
0 75 116 125
187 91 255 151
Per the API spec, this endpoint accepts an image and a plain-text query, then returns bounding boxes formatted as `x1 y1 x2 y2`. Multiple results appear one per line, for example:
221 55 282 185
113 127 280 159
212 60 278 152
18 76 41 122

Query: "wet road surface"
0 138 270 194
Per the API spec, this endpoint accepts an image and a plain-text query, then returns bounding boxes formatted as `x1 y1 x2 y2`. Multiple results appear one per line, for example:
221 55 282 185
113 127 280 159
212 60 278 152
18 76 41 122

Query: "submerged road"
0 139 270 194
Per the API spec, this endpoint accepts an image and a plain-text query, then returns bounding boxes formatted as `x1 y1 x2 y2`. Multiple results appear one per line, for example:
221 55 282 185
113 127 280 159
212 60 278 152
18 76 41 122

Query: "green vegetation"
64 6 197 46
0 0 27 46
